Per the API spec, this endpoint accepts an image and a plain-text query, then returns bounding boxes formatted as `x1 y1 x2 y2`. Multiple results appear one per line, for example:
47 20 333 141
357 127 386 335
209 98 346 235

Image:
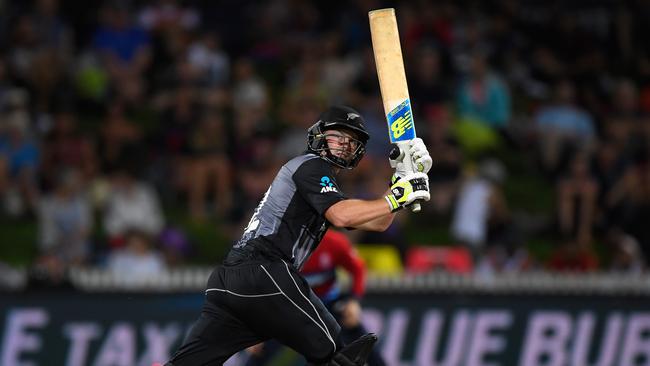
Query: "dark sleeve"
293 158 347 216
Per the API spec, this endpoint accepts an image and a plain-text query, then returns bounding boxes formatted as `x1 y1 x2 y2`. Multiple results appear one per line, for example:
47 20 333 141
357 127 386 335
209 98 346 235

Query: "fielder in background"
245 229 386 366
165 105 432 366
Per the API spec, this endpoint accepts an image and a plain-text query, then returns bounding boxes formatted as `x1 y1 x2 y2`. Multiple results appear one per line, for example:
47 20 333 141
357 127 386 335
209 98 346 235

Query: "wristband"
385 195 401 212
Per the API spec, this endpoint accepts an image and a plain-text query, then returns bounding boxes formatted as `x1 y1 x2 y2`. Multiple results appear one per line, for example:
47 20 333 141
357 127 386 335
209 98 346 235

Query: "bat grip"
411 201 421 212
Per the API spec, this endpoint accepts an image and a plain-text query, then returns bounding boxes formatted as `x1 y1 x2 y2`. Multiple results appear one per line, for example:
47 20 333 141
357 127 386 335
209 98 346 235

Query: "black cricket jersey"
228 153 347 269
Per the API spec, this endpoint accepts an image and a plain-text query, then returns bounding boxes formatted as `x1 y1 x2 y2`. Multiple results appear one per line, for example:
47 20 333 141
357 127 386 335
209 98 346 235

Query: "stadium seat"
354 244 403 275
405 246 473 274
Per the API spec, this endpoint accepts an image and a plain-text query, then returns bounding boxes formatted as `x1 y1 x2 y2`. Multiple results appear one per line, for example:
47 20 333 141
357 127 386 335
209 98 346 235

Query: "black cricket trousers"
167 260 341 365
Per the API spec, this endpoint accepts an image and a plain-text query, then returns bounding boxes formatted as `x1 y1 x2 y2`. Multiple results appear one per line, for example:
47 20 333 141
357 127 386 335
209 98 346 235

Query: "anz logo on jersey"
319 176 338 193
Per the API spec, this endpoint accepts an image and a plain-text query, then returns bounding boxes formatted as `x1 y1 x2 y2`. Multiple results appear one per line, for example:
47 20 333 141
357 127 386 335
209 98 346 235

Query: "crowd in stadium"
1 0 649 287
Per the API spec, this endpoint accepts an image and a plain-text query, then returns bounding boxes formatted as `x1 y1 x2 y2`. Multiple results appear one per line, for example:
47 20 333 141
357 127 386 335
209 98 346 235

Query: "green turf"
0 217 38 266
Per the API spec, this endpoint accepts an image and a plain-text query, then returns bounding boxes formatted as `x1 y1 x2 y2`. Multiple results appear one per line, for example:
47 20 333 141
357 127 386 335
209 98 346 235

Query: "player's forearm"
355 214 395 231
325 198 394 231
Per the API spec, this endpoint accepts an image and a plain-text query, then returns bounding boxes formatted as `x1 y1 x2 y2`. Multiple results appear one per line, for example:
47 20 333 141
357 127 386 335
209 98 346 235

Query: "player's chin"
332 151 352 161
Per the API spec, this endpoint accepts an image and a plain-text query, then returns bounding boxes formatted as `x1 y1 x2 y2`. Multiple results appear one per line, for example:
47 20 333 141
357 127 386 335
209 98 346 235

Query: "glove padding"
411 138 433 174
385 172 430 212
389 138 433 176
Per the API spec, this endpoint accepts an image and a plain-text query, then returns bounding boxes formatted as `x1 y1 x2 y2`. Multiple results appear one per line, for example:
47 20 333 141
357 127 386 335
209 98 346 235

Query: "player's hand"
341 299 362 327
385 172 430 212
389 138 433 176
410 138 433 174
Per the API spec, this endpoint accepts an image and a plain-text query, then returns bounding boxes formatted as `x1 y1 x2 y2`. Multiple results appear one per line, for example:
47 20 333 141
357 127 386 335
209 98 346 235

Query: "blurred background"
1 0 650 365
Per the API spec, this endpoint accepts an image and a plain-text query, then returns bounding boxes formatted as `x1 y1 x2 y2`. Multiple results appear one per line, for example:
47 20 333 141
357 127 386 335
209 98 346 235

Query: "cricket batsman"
165 106 432 365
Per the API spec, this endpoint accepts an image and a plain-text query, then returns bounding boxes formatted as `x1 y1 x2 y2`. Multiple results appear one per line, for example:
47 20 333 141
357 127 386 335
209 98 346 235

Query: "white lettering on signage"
571 312 622 366
520 312 572 366
381 310 410 366
467 311 512 366
137 323 182 366
439 310 472 366
414 310 443 366
1 308 48 366
93 323 136 366
619 313 650 366
4 305 650 365
64 322 102 366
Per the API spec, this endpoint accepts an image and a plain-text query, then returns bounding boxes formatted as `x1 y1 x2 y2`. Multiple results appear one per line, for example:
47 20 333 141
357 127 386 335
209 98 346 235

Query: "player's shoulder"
287 153 334 175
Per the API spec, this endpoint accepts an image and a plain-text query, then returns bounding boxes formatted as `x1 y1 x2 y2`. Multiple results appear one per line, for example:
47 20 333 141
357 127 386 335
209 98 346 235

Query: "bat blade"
369 8 421 212
368 8 417 143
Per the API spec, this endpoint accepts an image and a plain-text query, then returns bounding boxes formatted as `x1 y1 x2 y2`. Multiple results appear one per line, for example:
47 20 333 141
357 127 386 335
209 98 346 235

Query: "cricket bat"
368 8 421 212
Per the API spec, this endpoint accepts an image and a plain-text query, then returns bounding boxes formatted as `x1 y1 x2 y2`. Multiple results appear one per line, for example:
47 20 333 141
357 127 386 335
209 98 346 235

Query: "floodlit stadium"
1 1 650 365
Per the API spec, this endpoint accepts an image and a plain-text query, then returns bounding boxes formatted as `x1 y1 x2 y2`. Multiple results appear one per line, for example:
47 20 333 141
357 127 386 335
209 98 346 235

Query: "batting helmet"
307 106 370 169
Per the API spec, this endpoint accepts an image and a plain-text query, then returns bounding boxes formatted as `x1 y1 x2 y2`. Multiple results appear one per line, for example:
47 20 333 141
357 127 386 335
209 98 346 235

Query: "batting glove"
385 172 430 212
388 138 433 177
410 138 433 174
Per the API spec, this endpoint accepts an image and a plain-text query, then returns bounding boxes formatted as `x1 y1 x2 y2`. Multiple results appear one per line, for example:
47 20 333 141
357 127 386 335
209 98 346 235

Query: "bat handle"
411 202 421 212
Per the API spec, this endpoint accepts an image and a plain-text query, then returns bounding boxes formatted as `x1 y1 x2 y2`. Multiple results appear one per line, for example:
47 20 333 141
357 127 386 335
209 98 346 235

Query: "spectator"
451 158 511 261
547 240 599 272
151 84 200 198
423 105 462 215
138 0 200 33
30 0 74 53
0 94 39 216
187 109 233 220
22 0 73 111
1 0 650 278
320 31 358 101
103 168 164 247
7 15 42 85
456 49 511 130
107 230 166 284
98 100 142 173
93 3 151 103
231 58 269 114
475 243 533 277
605 227 645 274
557 152 599 245
601 79 641 153
40 108 97 190
591 139 628 212
606 153 650 260
276 97 323 160
283 51 329 107
187 32 230 87
533 79 596 177
159 227 192 266
38 168 91 265
409 46 451 119
27 254 75 290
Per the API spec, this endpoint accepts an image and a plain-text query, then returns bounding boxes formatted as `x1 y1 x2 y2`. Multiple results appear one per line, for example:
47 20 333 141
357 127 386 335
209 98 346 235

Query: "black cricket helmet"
307 106 370 169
